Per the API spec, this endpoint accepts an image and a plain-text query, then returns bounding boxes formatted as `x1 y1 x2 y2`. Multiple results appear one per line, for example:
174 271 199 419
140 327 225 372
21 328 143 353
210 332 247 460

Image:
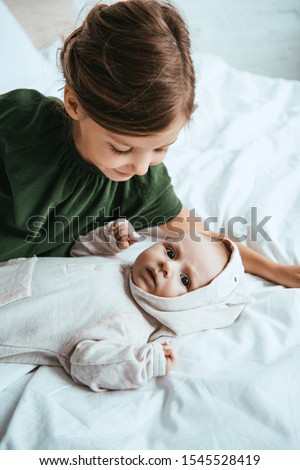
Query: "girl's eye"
154 147 168 154
110 144 132 155
110 145 168 156
181 275 190 288
166 247 175 259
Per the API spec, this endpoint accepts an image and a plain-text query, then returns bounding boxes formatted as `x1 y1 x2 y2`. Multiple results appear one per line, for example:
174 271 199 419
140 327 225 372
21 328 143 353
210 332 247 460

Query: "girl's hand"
111 219 141 250
161 341 178 372
271 265 300 288
234 242 300 288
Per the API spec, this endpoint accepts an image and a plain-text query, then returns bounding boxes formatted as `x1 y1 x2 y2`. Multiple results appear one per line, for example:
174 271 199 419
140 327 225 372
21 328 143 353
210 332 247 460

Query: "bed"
0 0 300 450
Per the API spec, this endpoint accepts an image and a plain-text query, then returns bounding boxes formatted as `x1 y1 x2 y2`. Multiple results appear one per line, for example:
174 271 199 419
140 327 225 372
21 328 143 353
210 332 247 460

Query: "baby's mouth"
146 268 156 287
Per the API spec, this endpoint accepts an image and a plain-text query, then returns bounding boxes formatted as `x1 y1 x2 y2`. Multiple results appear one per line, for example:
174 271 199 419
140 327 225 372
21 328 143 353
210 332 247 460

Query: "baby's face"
131 234 228 298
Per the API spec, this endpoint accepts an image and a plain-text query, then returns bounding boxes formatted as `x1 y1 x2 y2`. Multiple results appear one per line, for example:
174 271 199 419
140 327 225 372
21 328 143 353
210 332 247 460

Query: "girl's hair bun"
60 0 195 134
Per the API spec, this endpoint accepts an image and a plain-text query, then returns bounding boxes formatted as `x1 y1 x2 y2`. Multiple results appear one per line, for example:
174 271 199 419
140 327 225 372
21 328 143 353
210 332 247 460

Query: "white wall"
173 0 300 80
75 0 300 79
4 0 74 49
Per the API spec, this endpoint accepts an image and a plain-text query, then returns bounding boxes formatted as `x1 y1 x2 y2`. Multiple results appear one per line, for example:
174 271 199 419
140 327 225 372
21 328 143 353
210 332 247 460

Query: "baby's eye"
166 247 175 259
181 275 190 288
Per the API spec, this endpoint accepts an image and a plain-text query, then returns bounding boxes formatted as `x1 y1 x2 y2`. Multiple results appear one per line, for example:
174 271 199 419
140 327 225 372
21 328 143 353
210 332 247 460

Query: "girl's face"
73 116 184 181
65 86 185 182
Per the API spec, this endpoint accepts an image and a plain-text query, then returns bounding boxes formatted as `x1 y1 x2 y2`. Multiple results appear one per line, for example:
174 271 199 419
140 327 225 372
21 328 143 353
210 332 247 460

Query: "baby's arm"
70 219 140 257
66 340 167 391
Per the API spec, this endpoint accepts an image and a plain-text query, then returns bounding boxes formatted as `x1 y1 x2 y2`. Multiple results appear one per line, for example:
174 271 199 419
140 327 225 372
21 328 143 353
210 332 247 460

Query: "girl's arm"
159 206 300 288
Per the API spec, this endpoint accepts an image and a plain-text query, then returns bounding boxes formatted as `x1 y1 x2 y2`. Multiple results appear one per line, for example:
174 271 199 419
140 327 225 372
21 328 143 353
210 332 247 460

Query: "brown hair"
60 0 195 135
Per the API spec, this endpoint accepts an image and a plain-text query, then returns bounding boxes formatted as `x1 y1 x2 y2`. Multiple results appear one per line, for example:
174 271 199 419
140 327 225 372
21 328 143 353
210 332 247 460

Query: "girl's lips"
114 169 133 178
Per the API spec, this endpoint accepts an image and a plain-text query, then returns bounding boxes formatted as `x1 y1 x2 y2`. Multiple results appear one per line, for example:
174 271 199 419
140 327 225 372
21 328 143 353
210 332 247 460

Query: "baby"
0 220 250 392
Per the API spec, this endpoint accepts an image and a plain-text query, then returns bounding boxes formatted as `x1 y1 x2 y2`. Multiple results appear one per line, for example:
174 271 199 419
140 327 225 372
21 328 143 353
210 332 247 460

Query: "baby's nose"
161 260 173 278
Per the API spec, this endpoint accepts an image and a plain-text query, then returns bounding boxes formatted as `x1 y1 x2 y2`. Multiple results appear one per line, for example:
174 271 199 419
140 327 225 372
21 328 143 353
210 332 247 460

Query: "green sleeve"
0 89 68 260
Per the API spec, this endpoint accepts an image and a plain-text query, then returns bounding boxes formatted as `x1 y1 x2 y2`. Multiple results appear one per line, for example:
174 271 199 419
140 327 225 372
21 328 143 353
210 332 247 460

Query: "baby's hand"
110 218 141 250
161 341 178 373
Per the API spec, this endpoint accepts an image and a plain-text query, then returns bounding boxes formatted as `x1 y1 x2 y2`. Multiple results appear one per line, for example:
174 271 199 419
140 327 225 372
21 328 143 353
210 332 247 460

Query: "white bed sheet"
0 1 300 450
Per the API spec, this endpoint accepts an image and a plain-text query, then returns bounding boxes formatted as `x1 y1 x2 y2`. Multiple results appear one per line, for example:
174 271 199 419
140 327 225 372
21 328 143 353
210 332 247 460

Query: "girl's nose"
128 153 154 176
132 159 151 176
133 162 150 176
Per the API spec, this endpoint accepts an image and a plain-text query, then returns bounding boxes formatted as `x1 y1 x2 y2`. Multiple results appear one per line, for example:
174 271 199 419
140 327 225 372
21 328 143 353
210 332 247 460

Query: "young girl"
0 0 299 287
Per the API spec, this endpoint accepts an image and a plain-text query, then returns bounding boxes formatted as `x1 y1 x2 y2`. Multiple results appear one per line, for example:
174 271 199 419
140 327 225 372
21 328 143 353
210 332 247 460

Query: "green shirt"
0 89 182 261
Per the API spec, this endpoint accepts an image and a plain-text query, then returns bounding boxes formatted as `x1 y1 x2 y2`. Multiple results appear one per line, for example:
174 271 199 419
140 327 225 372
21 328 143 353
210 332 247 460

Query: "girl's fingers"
116 226 129 236
113 219 141 243
117 239 130 249
125 221 141 241
129 231 141 241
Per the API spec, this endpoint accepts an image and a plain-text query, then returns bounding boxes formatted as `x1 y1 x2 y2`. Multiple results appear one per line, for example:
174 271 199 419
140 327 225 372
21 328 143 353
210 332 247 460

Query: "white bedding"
0 0 300 450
